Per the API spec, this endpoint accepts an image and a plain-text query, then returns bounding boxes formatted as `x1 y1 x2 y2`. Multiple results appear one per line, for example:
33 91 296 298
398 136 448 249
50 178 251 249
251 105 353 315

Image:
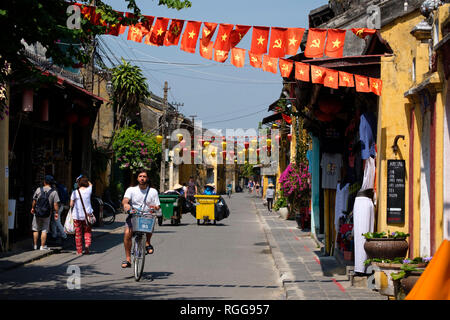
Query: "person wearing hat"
30 175 60 250
203 183 216 195
266 183 275 212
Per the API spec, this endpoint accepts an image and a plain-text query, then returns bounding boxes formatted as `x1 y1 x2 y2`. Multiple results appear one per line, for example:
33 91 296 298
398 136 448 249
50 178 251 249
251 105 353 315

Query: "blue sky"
100 0 329 131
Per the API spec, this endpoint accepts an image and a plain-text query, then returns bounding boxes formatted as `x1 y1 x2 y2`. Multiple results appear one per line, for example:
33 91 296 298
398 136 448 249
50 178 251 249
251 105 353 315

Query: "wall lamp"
392 135 405 155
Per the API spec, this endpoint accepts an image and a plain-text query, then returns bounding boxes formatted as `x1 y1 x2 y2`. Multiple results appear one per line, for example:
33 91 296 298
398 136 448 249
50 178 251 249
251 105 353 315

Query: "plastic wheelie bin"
158 194 181 226
194 195 220 225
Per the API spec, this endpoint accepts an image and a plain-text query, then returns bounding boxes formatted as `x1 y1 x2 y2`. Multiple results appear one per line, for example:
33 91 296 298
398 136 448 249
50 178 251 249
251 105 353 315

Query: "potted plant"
273 193 288 219
363 231 410 260
391 257 432 300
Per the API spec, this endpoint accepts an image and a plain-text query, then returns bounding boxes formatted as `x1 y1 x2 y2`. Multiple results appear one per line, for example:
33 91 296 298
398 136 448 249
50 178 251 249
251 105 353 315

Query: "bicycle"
128 208 157 281
91 197 117 225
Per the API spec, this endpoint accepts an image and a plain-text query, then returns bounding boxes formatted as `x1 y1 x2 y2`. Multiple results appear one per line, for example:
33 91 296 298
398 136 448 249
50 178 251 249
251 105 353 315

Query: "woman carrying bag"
70 175 94 255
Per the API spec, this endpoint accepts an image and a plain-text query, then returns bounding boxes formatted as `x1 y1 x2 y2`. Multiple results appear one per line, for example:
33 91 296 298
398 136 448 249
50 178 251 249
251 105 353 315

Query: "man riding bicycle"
121 169 160 269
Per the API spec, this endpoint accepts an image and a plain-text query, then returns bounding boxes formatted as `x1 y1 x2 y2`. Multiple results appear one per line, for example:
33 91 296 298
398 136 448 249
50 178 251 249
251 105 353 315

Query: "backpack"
35 187 53 218
55 183 69 205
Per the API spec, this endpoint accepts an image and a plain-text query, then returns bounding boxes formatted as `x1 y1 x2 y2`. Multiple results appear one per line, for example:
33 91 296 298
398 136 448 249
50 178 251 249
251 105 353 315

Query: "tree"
110 58 150 139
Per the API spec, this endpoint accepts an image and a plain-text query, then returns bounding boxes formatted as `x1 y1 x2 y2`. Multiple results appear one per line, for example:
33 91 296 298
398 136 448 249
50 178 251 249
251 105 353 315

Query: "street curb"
0 222 124 273
251 198 303 300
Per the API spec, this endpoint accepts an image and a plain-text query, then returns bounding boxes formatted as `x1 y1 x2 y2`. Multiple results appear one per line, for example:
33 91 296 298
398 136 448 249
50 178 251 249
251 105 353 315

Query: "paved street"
0 193 284 300
0 192 385 300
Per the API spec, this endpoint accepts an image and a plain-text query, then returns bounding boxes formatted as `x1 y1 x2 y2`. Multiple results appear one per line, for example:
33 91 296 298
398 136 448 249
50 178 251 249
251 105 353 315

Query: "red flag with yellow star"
214 24 234 51
282 113 292 125
325 29 346 58
262 55 278 74
294 62 310 82
311 65 327 84
324 68 339 89
230 25 251 48
339 71 355 87
251 26 270 54
279 58 293 78
370 78 382 96
249 52 263 68
304 28 327 58
351 28 377 39
199 41 213 60
180 20 202 53
231 48 246 68
214 49 229 63
269 27 287 58
201 22 218 47
149 17 169 46
355 75 370 92
285 28 305 56
164 19 185 46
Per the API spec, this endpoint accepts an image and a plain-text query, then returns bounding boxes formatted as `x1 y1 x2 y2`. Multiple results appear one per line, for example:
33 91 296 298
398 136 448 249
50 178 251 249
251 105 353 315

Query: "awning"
56 75 108 103
262 112 282 125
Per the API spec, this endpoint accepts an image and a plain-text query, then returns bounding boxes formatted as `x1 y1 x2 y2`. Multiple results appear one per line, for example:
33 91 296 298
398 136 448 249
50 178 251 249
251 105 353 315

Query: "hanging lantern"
244 141 249 149
191 150 198 157
78 115 90 127
175 147 180 152
40 99 49 122
176 133 183 142
251 139 257 146
229 151 235 156
256 148 260 156
249 148 254 153
180 139 186 147
204 141 210 147
211 151 216 157
287 133 292 141
198 138 204 147
22 88 34 112
221 141 227 149
266 138 272 147
156 135 163 144
66 112 78 124
272 123 278 129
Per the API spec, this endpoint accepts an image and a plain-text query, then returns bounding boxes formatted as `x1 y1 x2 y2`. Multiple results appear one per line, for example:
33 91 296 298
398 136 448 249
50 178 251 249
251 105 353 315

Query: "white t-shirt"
123 186 160 212
320 153 343 189
71 185 93 220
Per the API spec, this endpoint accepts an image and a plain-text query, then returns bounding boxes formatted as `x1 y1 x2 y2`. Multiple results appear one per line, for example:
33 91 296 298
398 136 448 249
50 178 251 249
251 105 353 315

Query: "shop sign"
387 160 405 224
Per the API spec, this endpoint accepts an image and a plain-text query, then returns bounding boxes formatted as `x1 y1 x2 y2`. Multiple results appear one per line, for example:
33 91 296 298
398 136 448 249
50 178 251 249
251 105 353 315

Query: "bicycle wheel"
102 203 116 225
132 234 146 281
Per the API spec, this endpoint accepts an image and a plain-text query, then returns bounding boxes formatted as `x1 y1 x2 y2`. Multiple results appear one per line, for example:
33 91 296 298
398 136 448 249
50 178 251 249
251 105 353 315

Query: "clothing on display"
320 153 343 189
334 182 350 246
359 112 377 160
353 196 375 273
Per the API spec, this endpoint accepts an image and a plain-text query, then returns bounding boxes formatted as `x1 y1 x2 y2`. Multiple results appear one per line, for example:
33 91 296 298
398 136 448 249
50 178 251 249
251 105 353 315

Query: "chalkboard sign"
387 160 406 224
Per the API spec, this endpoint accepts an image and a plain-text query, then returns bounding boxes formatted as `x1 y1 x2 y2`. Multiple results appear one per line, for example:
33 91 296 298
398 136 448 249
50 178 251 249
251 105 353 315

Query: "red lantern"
287 133 292 141
40 99 49 122
22 88 34 112
66 112 78 124
256 148 260 156
78 115 90 127
244 142 249 149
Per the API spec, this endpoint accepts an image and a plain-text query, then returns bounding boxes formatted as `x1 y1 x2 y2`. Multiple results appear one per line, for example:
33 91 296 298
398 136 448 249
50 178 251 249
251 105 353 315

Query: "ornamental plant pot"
393 271 423 300
364 238 409 260
278 207 289 219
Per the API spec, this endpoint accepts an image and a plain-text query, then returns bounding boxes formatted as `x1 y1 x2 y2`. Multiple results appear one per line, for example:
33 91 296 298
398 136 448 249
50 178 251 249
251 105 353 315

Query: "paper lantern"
221 141 227 149
251 139 257 146
22 88 34 112
244 142 249 149
66 112 78 124
175 147 180 152
204 141 210 147
79 115 90 127
40 99 49 122
287 133 292 141
272 123 278 129
156 135 163 144
180 140 186 147
183 147 188 152
266 139 272 147
176 133 183 142
211 151 216 157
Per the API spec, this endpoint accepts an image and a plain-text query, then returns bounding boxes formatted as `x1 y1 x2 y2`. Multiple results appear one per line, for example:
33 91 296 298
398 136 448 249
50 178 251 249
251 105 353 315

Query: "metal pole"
160 81 168 193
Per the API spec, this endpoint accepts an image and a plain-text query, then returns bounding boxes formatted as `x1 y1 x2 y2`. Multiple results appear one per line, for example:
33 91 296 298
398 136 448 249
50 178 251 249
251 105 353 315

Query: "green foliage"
362 230 410 239
241 163 255 178
273 191 288 211
112 125 161 175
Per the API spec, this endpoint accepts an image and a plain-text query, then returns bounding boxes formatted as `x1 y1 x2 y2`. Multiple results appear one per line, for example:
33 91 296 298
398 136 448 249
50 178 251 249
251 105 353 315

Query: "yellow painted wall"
378 11 425 247
379 7 449 255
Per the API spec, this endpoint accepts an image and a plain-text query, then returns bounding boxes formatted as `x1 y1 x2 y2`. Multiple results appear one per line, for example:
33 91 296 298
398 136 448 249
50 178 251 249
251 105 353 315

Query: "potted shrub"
363 231 410 260
391 257 432 300
273 194 288 219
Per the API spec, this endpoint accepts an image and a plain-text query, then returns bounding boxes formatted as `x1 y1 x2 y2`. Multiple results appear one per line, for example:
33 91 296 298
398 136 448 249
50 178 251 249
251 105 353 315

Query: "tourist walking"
70 175 94 255
30 175 60 250
266 183 275 212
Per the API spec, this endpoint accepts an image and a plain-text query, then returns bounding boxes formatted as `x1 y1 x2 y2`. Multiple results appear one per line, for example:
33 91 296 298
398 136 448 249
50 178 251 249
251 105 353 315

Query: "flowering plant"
112 125 161 174
279 162 311 207
362 230 410 240
0 59 11 121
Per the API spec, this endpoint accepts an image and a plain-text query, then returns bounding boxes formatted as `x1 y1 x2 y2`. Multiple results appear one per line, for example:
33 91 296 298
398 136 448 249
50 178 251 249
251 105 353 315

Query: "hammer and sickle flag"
214 49 229 63
304 28 327 58
269 27 287 58
339 71 355 87
370 78 382 96
279 58 293 78
201 22 218 47
311 65 326 84
164 19 185 46
351 28 377 39
248 52 263 69
294 62 310 82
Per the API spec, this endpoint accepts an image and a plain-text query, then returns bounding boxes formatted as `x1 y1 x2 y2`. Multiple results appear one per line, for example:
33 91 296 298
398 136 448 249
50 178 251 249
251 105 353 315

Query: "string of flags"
76 4 381 95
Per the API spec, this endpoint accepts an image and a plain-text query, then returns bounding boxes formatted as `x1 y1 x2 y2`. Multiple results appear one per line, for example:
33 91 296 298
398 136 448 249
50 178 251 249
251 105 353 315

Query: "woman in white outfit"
70 175 93 255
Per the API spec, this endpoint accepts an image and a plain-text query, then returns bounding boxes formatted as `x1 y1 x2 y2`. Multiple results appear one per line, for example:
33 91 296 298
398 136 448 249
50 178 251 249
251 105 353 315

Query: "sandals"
121 260 131 268
146 245 154 255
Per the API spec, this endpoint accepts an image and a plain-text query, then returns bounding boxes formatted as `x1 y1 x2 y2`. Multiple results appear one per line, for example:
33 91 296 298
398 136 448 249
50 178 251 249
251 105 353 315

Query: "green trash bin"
159 194 181 226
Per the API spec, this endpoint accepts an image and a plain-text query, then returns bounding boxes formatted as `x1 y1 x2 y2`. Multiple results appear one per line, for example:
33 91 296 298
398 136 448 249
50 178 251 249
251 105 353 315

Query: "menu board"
387 160 405 224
